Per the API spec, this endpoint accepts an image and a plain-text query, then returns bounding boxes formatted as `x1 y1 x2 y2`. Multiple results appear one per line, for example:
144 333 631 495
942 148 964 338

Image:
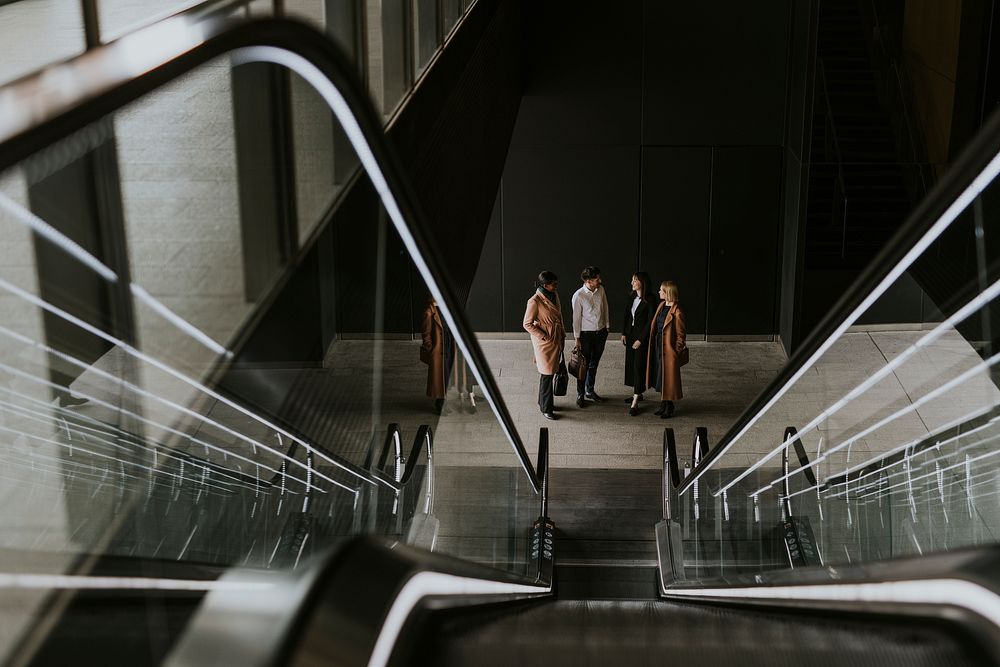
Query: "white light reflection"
661 579 1000 631
0 277 376 489
776 409 999 502
0 362 325 494
717 278 1000 498
229 46 538 488
0 416 261 497
823 426 1000 500
0 326 319 490
684 143 1000 496
0 192 118 282
748 349 1000 498
130 284 230 357
0 572 275 592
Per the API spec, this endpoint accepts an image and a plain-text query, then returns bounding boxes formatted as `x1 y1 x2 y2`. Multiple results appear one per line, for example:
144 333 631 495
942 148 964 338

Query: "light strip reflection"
683 145 1000 496
0 280 374 489
0 361 327 494
750 350 1000 497
718 281 1000 497
0 192 118 282
131 284 230 357
0 572 275 591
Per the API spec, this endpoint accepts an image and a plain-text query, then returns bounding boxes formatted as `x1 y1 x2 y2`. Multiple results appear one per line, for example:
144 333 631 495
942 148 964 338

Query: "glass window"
413 0 440 76
380 0 412 117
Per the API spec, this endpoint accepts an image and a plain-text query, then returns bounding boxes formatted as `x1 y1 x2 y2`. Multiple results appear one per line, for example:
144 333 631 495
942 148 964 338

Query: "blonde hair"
661 281 679 303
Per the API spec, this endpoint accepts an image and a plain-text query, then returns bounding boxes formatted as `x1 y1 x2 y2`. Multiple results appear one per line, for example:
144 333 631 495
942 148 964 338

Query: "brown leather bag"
568 347 588 380
678 346 690 367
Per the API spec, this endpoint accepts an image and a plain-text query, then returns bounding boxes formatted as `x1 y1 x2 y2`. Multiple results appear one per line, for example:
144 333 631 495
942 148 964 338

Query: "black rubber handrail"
0 14 542 493
663 428 680 488
677 98 1000 496
167 536 553 667
536 427 549 519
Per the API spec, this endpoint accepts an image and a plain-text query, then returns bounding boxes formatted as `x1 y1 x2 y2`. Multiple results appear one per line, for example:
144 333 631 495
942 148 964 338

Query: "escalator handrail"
0 14 543 493
677 101 1000 496
166 536 553 667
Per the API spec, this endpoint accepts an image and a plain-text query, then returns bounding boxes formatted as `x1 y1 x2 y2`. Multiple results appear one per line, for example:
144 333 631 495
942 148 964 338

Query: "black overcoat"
622 297 652 391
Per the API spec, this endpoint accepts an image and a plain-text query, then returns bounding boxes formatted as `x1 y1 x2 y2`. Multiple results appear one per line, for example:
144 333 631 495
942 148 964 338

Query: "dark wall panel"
510 0 641 146
639 147 712 334
642 0 791 146
779 152 804 350
707 147 783 335
389 0 523 304
467 191 504 331
501 145 640 332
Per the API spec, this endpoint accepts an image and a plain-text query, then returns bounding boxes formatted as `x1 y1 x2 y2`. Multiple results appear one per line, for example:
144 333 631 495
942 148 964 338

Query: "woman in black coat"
621 271 653 416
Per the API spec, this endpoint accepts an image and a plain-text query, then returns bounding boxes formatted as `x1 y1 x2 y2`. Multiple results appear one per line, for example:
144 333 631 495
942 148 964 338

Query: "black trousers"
577 329 608 397
538 374 554 413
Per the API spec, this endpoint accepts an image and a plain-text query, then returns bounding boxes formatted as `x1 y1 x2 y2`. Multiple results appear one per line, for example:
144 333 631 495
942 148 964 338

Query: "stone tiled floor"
474 338 788 470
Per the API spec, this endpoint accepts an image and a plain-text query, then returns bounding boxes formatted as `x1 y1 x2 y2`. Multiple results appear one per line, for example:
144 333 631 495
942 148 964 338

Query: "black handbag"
553 354 569 396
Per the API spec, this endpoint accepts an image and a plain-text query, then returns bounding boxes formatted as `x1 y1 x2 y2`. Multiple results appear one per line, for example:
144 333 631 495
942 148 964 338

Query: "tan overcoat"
645 302 686 400
523 292 566 375
420 302 447 399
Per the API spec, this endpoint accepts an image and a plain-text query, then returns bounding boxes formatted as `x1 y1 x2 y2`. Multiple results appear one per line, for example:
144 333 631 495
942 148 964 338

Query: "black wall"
469 0 791 336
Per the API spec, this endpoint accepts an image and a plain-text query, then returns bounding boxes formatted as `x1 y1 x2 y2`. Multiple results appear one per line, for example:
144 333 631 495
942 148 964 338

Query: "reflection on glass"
413 0 440 76
0 1 86 87
325 0 363 72
0 41 538 662
380 0 411 116
442 0 462 35
670 180 1000 581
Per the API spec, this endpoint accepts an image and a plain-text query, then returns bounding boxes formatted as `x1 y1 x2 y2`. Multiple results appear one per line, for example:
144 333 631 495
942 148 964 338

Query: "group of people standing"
523 267 687 421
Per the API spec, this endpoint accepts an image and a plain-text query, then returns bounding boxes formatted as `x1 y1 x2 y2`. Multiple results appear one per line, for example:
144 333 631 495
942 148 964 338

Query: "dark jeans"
538 374 554 413
577 329 608 397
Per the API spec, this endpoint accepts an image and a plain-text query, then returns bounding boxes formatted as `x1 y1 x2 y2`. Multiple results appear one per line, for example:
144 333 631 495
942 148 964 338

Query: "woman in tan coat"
523 270 566 421
420 297 452 414
646 281 686 418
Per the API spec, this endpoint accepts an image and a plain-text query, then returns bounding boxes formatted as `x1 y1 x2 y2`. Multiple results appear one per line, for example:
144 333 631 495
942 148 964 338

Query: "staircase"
806 0 913 271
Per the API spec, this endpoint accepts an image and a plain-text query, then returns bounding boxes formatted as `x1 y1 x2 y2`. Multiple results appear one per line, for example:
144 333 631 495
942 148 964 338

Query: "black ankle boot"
654 401 666 416
661 401 674 419
434 398 444 415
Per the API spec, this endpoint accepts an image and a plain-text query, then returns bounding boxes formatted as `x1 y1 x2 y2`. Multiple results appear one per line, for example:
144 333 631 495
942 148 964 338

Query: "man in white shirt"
571 266 610 407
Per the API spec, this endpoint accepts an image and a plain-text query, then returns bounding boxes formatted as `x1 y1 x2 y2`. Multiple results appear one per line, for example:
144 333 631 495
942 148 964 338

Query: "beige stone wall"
0 1 85 87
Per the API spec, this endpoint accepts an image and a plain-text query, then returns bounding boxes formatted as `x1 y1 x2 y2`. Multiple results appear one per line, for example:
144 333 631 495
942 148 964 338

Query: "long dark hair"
629 271 653 303
535 270 558 289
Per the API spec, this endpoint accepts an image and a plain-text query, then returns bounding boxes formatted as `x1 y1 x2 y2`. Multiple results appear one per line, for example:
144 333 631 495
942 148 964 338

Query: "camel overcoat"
645 302 686 400
523 292 566 375
420 302 447 399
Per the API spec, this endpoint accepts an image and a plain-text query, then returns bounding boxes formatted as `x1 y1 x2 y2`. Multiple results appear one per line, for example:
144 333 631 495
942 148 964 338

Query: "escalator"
0 8 999 667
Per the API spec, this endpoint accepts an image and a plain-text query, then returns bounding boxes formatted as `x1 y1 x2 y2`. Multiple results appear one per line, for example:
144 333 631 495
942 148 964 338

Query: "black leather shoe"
628 406 638 417
543 411 559 420
654 401 666 415
586 392 607 402
666 401 675 418
576 396 586 408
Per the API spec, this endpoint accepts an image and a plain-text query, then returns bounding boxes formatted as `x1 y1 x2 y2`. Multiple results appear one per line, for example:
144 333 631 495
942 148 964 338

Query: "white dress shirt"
572 284 609 338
